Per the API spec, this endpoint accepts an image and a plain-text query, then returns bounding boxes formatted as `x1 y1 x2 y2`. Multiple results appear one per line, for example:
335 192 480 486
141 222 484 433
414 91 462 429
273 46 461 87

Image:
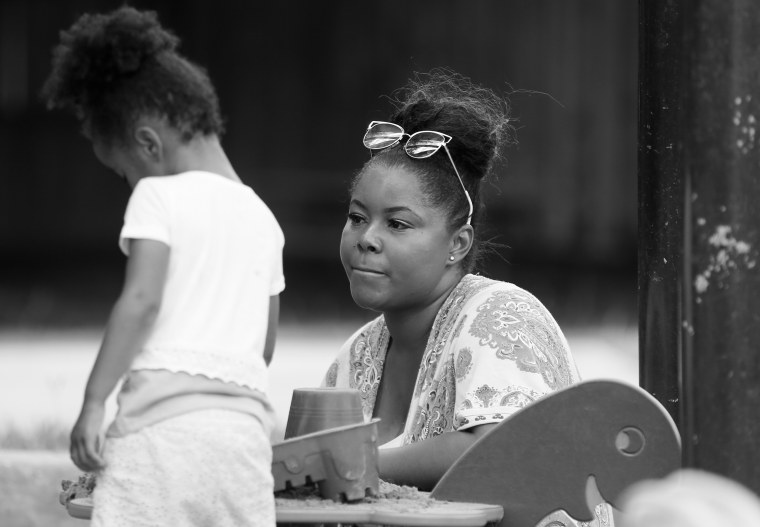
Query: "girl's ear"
133 126 163 163
448 224 474 265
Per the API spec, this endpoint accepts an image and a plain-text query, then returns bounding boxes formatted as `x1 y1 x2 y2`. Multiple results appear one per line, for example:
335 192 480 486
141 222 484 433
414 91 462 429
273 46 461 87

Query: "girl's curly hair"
41 6 224 144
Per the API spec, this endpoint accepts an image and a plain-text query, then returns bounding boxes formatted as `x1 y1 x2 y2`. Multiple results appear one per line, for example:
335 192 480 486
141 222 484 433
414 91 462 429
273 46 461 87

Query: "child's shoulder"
132 172 249 199
132 175 171 194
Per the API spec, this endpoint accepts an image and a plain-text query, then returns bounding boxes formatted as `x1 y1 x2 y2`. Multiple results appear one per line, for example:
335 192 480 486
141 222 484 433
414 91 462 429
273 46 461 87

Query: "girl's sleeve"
118 179 170 255
268 218 286 296
452 285 581 431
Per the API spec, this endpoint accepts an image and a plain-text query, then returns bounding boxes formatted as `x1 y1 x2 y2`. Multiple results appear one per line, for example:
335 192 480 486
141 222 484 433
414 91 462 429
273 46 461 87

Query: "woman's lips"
352 266 385 276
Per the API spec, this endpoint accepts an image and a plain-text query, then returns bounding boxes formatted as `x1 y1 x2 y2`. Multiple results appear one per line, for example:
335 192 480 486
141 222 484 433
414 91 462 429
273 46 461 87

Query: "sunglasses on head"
362 121 473 225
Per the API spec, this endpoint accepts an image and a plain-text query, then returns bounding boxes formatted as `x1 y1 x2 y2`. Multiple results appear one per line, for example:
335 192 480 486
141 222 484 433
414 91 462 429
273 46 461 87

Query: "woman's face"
340 162 456 313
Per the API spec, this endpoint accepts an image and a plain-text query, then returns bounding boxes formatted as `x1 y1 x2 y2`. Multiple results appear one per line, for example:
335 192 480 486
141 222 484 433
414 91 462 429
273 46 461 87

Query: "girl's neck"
383 274 464 353
169 134 240 182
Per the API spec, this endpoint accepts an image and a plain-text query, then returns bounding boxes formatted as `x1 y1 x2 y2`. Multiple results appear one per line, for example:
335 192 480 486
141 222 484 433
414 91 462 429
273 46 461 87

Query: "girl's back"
123 171 284 389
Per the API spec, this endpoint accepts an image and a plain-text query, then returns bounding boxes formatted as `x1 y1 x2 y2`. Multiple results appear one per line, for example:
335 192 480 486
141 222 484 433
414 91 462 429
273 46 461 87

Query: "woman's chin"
349 284 387 312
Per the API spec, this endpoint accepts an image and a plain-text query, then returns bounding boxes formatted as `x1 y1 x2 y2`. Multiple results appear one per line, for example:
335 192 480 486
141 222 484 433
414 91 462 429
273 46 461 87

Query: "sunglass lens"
363 122 404 149
405 131 446 158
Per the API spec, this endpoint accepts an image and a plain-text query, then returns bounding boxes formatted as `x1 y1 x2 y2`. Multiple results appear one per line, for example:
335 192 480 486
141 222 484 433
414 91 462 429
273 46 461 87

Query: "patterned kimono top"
322 274 581 446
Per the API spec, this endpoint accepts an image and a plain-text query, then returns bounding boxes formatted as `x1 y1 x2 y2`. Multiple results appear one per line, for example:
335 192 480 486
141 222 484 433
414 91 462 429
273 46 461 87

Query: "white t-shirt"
118 171 285 391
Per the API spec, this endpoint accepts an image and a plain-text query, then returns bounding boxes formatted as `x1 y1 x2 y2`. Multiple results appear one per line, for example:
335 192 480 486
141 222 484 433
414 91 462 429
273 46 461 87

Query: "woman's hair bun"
389 68 514 182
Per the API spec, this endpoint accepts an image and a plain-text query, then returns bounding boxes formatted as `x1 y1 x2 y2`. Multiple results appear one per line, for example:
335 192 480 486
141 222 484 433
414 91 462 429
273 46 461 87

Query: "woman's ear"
133 126 163 163
448 224 474 265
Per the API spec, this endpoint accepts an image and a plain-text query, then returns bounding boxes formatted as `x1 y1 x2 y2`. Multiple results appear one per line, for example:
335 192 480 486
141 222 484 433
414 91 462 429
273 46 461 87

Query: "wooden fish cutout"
431 380 680 527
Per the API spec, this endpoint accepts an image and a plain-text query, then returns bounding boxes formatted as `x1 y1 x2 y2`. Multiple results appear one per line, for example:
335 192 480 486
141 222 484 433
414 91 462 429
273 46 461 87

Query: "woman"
323 71 581 490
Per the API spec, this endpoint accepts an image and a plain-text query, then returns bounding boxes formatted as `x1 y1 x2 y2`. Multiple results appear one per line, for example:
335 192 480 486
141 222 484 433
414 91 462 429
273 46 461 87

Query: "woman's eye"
347 212 365 225
388 219 411 230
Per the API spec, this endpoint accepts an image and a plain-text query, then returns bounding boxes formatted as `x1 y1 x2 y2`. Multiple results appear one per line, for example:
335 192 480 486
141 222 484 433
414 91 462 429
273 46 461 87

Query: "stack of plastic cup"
284 387 364 439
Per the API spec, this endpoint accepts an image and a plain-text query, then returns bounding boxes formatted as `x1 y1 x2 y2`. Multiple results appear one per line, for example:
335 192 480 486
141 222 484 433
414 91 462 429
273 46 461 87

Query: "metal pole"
640 0 760 491
638 0 684 429
681 0 760 490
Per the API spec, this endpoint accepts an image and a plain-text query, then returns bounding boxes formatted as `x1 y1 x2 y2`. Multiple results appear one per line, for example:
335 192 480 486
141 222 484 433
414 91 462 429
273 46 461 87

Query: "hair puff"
43 7 178 114
42 6 223 143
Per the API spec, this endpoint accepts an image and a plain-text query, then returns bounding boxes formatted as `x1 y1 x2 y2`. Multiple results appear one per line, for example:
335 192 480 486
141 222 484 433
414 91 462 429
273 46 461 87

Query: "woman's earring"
449 256 455 261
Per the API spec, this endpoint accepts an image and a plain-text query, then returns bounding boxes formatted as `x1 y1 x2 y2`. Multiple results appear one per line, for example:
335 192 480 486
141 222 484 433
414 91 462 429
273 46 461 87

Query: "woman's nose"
357 226 381 253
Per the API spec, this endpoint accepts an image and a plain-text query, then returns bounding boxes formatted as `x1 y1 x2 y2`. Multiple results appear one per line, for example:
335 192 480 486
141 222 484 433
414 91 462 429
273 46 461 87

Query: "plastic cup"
284 387 364 439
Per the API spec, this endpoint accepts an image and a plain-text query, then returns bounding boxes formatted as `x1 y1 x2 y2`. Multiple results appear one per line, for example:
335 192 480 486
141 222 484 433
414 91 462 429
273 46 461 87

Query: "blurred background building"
0 0 637 330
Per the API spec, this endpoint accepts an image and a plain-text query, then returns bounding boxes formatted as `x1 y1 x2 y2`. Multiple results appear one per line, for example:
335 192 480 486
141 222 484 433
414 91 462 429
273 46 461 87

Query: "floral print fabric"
322 274 581 445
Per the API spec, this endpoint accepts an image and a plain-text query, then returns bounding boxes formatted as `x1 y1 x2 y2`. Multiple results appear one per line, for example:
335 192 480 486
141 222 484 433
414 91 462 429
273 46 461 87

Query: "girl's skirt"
92 408 274 527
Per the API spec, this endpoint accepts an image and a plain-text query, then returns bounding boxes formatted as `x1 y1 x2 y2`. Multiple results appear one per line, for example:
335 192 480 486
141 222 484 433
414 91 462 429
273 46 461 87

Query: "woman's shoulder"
459 274 560 325
456 274 580 387
463 273 540 298
460 274 529 299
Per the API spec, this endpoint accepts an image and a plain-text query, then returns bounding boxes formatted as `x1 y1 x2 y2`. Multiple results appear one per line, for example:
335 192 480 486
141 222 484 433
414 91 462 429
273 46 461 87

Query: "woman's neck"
383 273 464 353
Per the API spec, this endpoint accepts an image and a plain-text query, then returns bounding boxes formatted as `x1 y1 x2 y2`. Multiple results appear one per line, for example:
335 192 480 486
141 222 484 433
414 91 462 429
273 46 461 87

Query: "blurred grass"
0 422 69 451
0 450 84 527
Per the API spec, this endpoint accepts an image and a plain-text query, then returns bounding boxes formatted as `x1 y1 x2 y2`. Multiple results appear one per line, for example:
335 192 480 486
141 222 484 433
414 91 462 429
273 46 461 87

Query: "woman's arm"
70 239 169 471
263 294 279 366
379 423 496 491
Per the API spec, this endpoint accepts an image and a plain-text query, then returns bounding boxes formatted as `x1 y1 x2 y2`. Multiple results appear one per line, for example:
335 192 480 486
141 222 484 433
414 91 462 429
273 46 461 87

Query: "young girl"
43 7 284 525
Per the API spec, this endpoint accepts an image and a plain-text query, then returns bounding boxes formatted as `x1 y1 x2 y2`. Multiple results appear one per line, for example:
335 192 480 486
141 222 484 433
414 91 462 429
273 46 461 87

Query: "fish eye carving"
616 426 646 456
